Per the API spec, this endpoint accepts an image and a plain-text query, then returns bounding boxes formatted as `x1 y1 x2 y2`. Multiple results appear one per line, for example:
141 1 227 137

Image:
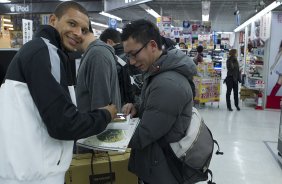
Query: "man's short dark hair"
121 19 162 50
197 45 204 53
100 28 121 44
54 1 89 19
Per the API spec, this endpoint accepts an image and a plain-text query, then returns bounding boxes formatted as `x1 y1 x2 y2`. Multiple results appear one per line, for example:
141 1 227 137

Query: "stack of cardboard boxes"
240 86 259 101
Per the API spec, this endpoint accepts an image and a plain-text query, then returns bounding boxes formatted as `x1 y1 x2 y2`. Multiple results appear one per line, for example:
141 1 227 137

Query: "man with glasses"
121 19 197 184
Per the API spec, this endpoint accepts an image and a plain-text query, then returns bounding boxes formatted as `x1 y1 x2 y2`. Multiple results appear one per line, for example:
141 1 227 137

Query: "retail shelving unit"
212 49 223 77
244 47 265 90
193 62 221 108
241 45 265 105
278 105 282 157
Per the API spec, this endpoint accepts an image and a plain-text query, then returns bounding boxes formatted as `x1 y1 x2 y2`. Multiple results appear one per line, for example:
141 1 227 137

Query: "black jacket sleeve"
23 47 111 140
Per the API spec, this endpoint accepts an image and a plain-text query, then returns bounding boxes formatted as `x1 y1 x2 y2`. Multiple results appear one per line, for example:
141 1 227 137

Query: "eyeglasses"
126 41 150 59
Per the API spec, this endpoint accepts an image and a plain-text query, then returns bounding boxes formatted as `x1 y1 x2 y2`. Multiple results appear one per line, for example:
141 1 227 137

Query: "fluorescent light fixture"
202 14 209 22
8 27 14 30
234 1 281 32
3 23 13 27
145 8 161 18
134 0 152 5
117 28 122 32
0 0 11 3
216 32 233 34
3 18 11 22
91 21 108 28
202 1 211 22
99 11 122 21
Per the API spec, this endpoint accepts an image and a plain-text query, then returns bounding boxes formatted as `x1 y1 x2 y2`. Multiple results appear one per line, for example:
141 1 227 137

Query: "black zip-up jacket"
0 25 112 183
3 25 111 140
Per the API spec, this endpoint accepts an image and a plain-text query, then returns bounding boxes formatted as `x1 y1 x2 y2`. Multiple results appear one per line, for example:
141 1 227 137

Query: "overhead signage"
10 5 30 13
260 12 271 41
104 0 152 11
108 18 117 29
0 2 102 14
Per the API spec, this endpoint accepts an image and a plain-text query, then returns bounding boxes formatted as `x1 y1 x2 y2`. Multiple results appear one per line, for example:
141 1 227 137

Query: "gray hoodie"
128 49 197 184
76 39 121 112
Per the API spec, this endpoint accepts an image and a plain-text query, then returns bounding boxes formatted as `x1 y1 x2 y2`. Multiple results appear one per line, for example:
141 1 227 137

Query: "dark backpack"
161 107 223 184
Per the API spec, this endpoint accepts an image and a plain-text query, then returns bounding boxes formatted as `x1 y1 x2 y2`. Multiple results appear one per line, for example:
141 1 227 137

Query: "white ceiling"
1 0 280 32
92 0 280 32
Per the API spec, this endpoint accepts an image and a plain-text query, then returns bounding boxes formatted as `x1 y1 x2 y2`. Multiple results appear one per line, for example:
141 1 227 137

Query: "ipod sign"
10 5 29 13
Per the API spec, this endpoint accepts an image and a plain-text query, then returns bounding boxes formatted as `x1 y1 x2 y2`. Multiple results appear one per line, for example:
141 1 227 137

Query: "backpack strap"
206 126 224 156
207 169 216 184
160 141 185 184
213 140 224 155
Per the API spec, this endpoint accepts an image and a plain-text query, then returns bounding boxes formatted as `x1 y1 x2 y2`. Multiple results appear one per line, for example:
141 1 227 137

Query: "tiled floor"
197 76 282 183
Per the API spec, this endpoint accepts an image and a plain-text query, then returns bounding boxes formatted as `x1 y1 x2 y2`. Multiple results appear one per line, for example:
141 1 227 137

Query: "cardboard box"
65 151 138 184
240 87 258 100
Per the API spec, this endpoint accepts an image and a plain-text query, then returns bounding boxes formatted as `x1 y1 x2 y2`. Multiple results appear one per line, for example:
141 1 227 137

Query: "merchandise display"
240 86 259 101
194 76 220 105
212 49 226 77
193 62 220 105
244 50 264 89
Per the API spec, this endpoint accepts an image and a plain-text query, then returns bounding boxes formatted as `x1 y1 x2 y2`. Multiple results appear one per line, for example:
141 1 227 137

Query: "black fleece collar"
33 25 62 50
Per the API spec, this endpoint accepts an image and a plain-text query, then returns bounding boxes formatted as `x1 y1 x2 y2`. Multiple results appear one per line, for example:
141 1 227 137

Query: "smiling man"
0 2 117 184
121 19 197 184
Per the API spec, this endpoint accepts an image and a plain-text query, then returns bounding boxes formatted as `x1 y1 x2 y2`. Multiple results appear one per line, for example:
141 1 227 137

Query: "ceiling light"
216 32 233 34
0 0 11 3
3 18 11 22
99 11 122 21
91 21 108 28
202 15 209 22
234 1 281 32
145 8 161 18
133 0 152 5
3 23 13 27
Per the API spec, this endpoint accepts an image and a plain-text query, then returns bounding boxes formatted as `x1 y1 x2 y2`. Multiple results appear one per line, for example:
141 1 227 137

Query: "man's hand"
101 104 117 120
122 103 137 118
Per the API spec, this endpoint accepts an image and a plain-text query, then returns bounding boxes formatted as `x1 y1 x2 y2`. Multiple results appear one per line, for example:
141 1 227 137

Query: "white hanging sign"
22 19 33 44
260 12 271 41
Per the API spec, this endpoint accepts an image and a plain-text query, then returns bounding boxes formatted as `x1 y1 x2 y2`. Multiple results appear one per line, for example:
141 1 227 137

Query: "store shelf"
253 54 264 58
243 85 264 90
247 76 263 80
249 64 263 68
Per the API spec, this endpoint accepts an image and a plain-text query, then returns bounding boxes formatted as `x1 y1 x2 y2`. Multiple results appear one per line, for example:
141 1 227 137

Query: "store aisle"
197 80 282 184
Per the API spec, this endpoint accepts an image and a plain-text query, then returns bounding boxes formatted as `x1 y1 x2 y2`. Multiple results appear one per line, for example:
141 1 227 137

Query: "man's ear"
49 14 57 26
107 39 114 46
149 40 158 51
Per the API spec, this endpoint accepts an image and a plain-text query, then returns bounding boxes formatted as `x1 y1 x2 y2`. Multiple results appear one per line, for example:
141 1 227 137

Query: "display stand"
193 62 221 108
194 76 220 108
238 24 266 108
